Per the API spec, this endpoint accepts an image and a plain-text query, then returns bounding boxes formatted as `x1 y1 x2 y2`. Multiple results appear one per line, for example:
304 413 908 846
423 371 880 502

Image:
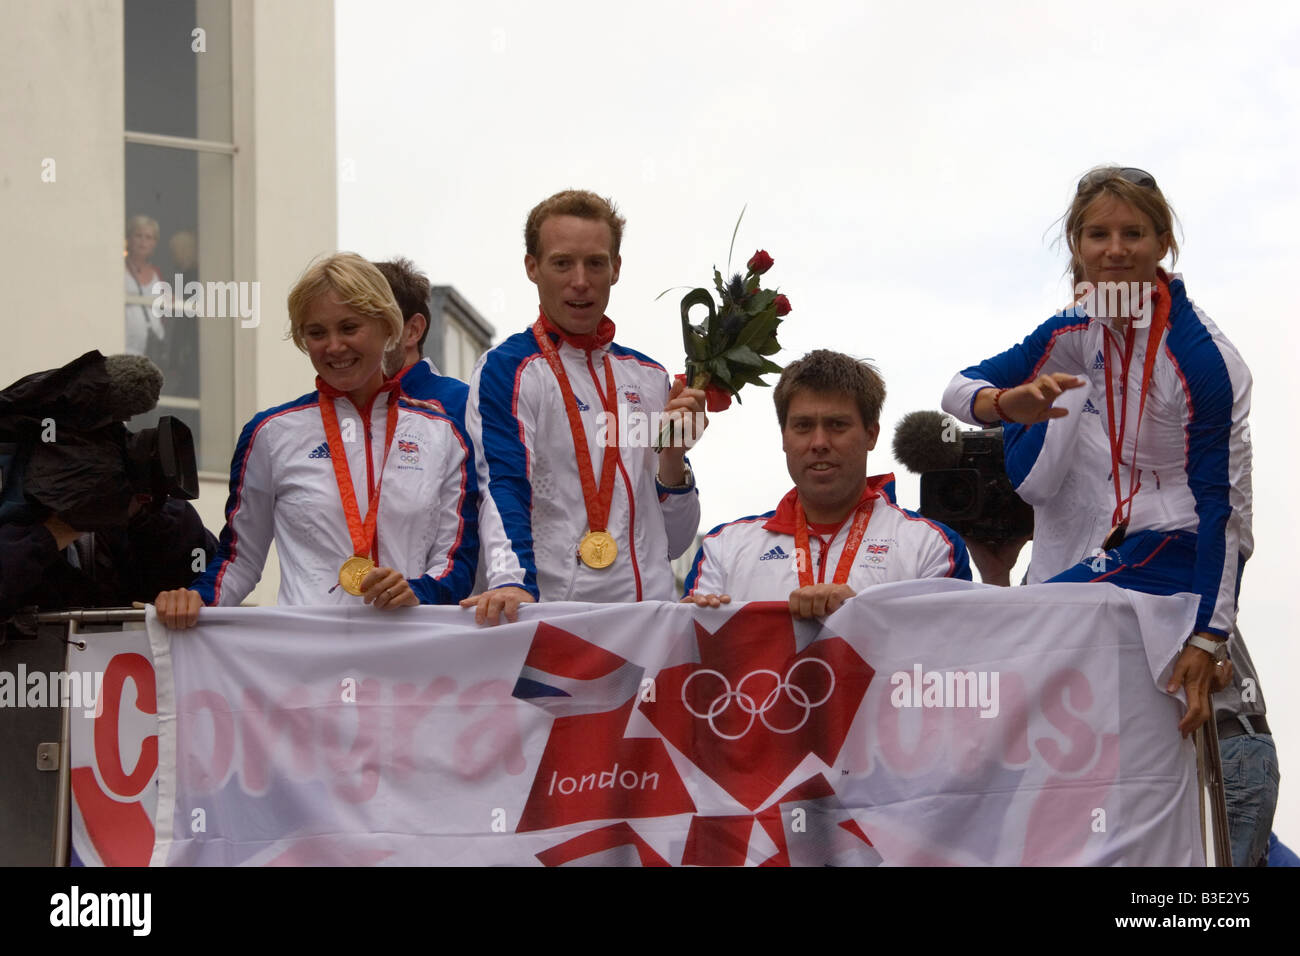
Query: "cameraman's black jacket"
0 500 217 631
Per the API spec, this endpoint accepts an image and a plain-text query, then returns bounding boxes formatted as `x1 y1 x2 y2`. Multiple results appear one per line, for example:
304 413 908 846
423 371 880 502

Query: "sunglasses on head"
1077 167 1157 193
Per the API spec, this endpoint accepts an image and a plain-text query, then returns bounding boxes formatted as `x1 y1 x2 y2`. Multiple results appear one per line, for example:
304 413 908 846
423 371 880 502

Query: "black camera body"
918 427 1033 547
0 352 198 532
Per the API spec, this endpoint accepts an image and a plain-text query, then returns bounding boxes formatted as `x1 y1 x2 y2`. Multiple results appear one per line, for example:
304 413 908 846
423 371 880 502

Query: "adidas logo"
1092 350 1105 370
759 545 790 561
575 396 590 412
1082 398 1100 415
308 441 330 459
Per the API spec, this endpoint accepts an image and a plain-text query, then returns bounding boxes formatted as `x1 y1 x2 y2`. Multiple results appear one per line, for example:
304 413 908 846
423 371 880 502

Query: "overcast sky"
336 0 1300 842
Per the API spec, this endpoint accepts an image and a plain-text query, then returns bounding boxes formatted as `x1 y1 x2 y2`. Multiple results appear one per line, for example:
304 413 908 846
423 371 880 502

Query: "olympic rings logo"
680 659 836 739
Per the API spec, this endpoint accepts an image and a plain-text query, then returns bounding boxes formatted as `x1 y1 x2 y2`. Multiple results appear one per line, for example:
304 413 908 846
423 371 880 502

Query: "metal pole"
35 608 147 625
51 620 77 867
1203 717 1233 865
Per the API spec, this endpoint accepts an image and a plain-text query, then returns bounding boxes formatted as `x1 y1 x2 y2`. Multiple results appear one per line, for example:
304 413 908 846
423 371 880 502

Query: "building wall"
0 0 125 380
0 0 337 607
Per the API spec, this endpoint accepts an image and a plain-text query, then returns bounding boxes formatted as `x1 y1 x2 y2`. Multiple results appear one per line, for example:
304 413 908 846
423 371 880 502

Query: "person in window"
123 214 165 361
153 253 479 626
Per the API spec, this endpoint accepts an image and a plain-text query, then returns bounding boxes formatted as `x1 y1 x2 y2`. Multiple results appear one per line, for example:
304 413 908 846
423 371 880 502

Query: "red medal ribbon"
532 316 621 536
318 379 401 561
792 494 876 589
1101 280 1170 532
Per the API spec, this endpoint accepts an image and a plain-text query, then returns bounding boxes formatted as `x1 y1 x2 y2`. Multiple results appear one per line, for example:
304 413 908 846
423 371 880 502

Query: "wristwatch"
656 462 694 491
1185 633 1229 663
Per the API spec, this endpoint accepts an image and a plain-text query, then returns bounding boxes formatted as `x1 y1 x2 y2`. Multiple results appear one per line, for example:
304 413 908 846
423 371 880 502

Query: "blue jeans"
1220 731 1279 867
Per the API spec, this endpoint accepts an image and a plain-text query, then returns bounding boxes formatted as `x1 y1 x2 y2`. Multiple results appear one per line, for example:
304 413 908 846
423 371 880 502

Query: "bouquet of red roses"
674 247 792 413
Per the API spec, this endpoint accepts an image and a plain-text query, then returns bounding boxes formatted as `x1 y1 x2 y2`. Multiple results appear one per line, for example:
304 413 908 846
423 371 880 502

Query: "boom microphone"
105 354 164 421
892 410 964 473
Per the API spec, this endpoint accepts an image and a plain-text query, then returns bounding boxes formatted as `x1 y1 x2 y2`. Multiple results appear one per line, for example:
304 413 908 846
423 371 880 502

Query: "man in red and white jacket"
684 350 970 618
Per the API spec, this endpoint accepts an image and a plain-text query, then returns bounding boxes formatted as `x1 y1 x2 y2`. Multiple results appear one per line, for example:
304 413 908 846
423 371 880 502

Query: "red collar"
537 309 616 351
764 473 894 534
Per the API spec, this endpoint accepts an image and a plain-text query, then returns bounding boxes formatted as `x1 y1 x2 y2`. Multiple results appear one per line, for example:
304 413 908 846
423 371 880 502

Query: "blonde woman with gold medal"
154 254 479 628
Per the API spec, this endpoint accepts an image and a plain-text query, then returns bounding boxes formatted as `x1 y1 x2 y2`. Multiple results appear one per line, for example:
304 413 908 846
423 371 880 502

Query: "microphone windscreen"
892 410 964 473
105 354 163 421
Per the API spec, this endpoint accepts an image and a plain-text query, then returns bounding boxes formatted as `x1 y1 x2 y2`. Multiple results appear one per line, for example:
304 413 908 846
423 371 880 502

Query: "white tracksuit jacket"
683 476 970 598
466 315 700 603
191 384 478 607
942 273 1252 636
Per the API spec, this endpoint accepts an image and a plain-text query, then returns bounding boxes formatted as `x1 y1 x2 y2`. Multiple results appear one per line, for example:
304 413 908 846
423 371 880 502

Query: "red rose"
674 374 732 412
774 294 792 316
747 250 774 275
705 384 732 412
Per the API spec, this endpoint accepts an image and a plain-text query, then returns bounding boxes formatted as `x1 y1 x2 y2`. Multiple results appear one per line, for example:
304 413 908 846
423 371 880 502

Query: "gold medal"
578 530 617 569
1101 520 1128 551
338 555 375 596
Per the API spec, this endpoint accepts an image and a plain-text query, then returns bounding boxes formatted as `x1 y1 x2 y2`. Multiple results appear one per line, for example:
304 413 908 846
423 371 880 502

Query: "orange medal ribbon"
1100 283 1169 549
318 381 400 563
792 495 876 588
531 318 621 559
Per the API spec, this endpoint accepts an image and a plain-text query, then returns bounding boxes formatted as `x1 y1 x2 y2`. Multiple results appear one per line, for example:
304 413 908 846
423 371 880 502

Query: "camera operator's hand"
154 588 202 629
43 515 83 550
968 535 1031 587
975 374 1085 425
788 583 856 619
359 566 418 610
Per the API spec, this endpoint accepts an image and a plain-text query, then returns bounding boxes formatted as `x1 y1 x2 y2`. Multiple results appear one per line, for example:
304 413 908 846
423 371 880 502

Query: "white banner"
74 579 1206 865
68 622 158 867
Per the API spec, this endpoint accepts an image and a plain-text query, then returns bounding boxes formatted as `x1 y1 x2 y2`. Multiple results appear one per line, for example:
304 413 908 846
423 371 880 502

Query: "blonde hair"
287 253 404 355
1062 166 1180 276
126 214 159 239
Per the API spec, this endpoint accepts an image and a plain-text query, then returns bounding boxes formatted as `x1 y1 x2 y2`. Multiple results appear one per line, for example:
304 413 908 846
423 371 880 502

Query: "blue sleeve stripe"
960 315 1089 389
682 516 770 595
896 507 970 580
403 410 480 604
1165 313 1238 632
478 341 541 595
1002 421 1047 489
682 543 708 596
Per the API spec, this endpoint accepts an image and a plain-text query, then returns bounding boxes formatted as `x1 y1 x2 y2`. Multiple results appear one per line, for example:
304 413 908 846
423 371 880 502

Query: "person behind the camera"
941 166 1253 742
154 253 479 627
0 352 217 634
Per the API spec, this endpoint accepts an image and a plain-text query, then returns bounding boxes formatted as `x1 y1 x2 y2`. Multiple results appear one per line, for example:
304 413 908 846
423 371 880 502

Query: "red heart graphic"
639 604 873 811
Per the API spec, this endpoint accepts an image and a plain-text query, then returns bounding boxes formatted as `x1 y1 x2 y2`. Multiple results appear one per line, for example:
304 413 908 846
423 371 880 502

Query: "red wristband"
991 388 1010 423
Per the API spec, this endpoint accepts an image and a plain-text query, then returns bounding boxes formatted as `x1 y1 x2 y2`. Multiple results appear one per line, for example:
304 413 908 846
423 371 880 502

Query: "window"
124 0 235 473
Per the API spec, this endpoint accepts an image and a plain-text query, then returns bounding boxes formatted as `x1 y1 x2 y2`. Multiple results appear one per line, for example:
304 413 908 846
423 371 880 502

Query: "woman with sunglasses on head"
941 167 1254 743
153 252 479 627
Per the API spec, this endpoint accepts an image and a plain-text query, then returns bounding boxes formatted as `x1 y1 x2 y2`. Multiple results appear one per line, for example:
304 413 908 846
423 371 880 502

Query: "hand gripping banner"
71 579 1205 866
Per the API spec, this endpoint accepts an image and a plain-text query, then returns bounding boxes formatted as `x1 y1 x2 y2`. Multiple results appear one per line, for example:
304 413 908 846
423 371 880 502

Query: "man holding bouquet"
463 190 708 624
683 350 971 618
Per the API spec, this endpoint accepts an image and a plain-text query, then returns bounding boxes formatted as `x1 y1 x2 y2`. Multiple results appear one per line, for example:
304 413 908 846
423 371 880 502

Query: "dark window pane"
125 0 231 142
